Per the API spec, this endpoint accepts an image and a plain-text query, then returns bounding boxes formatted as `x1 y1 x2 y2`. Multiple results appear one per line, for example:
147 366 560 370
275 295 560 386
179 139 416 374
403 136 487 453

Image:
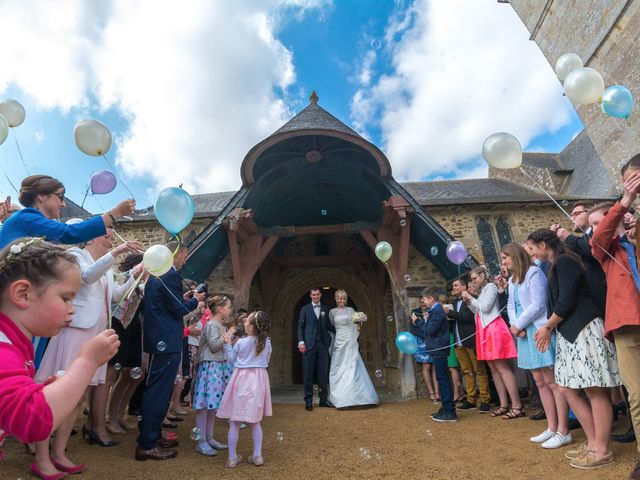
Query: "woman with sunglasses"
0 175 135 249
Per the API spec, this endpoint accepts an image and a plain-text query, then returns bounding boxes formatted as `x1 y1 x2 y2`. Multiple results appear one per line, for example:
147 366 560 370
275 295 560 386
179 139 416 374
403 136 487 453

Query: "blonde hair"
335 289 348 301
500 243 533 284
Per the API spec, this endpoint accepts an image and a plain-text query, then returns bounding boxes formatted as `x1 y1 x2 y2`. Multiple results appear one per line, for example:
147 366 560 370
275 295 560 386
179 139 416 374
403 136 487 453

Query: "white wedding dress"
328 307 379 408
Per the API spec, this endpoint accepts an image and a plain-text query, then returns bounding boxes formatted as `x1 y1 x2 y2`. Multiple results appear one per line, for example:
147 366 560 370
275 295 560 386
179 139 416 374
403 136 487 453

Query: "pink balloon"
90 170 117 194
446 241 468 265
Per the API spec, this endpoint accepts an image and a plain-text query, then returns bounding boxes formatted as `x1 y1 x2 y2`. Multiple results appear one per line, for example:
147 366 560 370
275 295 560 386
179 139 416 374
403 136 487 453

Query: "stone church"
74 1 639 398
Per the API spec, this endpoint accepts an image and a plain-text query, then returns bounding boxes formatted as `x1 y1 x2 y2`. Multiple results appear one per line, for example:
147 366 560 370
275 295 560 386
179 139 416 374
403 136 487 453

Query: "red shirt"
591 202 640 338
0 313 53 443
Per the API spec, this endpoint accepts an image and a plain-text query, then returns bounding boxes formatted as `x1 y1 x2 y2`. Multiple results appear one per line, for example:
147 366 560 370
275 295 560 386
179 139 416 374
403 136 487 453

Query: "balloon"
395 331 418 355
65 218 84 225
601 85 634 119
0 99 26 127
482 132 522 169
446 241 468 265
154 187 195 235
374 241 392 262
90 170 117 194
563 67 605 105
143 244 173 277
0 113 8 146
74 119 112 156
554 53 583 82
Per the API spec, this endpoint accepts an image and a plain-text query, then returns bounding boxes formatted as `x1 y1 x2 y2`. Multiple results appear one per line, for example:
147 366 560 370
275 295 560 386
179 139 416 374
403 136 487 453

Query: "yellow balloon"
73 119 112 156
143 245 173 277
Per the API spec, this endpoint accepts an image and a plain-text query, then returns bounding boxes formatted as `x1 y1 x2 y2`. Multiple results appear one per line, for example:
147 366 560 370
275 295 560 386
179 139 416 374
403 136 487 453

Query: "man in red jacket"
590 153 640 480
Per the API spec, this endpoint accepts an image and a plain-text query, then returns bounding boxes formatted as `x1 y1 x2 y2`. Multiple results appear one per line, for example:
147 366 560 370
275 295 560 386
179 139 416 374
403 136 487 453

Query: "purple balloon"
446 241 468 265
90 170 117 195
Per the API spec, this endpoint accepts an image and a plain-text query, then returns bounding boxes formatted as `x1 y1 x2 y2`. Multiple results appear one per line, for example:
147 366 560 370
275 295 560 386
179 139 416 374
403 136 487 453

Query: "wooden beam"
259 221 380 238
269 254 371 267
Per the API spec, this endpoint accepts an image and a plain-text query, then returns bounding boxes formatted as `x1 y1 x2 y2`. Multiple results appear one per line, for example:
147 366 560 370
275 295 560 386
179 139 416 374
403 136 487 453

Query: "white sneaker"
541 432 573 449
530 428 555 443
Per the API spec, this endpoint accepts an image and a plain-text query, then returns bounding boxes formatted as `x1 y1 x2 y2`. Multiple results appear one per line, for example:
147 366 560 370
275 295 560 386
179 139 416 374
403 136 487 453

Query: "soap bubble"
561 200 569 206
399 219 406 227
370 39 381 50
404 274 411 282
321 209 327 216
137 415 143 422
430 246 438 256
426 429 433 438
501 88 508 94
130 367 142 380
276 432 284 442
190 427 201 441
113 363 122 371
359 447 372 460
157 341 167 352
375 369 383 378
387 315 393 323
55 370 66 377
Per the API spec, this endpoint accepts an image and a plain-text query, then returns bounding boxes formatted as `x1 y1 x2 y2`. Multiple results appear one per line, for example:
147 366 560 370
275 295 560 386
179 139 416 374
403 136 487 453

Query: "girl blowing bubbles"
191 295 234 456
218 311 272 468
0 238 119 475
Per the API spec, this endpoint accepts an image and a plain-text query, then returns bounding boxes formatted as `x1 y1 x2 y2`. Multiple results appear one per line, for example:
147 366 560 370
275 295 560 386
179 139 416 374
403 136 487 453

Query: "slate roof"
521 152 562 170
60 198 93 221
557 131 612 198
273 92 360 137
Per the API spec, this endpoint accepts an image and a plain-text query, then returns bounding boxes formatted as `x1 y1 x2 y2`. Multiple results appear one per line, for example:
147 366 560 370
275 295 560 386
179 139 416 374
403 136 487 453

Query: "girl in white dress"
328 290 379 408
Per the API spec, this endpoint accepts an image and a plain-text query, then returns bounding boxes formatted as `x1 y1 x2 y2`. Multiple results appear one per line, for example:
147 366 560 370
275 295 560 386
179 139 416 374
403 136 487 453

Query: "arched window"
495 217 513 248
476 218 500 275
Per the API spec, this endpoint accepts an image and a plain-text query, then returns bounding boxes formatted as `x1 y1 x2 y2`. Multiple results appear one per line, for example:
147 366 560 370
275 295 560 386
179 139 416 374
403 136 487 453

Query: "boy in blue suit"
411 287 458 423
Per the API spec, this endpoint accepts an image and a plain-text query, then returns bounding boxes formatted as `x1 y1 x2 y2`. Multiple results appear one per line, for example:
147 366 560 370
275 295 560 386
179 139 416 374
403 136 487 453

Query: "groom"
297 287 335 411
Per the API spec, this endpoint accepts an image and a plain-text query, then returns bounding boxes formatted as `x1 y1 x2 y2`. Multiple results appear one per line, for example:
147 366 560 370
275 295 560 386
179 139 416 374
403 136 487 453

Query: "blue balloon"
395 331 418 355
154 187 195 235
602 85 634 119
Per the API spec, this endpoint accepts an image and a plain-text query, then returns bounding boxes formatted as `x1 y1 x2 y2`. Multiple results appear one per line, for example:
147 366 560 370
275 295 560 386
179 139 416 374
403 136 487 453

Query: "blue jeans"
433 356 455 414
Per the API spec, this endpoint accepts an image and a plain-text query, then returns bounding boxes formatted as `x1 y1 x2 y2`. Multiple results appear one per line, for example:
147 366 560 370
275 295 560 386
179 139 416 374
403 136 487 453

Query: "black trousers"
137 352 180 449
303 342 329 405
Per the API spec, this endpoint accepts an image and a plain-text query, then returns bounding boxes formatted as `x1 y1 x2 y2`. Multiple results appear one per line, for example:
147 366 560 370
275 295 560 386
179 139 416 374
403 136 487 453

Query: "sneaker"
570 450 614 469
195 443 218 456
565 441 588 459
530 428 555 443
456 401 476 411
431 411 458 423
478 403 491 414
542 432 573 449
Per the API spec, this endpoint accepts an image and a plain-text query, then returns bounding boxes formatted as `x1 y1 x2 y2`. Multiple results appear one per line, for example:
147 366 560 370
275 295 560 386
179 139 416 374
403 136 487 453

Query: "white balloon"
563 67 605 105
0 113 8 146
554 53 583 81
143 244 173 277
482 132 522 169
0 99 26 127
73 119 112 156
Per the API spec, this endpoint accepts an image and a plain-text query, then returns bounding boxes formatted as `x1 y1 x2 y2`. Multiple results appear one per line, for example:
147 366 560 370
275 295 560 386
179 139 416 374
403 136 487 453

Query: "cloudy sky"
0 0 582 211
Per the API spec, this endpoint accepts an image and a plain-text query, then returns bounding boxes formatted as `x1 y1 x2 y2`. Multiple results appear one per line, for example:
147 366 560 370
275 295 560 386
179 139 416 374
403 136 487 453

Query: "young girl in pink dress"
218 311 272 468
462 266 522 419
0 238 119 479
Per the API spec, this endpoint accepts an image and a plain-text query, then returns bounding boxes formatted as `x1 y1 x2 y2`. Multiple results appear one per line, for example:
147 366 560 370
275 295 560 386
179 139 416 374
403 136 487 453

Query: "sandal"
490 406 509 417
428 393 438 403
502 407 526 419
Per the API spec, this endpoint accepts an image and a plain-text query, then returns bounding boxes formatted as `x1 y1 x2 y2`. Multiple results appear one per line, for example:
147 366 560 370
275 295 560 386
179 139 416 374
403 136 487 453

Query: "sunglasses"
53 192 65 201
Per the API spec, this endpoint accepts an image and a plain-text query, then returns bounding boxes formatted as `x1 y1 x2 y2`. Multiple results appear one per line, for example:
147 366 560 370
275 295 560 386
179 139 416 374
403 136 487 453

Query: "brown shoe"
135 446 178 461
629 459 640 480
570 450 614 469
158 438 179 448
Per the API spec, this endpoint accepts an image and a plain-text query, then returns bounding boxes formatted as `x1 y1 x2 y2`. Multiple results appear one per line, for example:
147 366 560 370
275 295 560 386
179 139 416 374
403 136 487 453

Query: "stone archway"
268 266 383 386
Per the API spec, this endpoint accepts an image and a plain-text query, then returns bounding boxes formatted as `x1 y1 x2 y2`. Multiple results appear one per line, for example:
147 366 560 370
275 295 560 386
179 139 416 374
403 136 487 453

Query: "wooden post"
360 195 416 398
224 208 278 310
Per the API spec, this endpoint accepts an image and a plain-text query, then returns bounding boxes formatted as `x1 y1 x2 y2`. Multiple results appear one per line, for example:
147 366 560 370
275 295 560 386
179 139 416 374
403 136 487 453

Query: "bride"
328 289 379 408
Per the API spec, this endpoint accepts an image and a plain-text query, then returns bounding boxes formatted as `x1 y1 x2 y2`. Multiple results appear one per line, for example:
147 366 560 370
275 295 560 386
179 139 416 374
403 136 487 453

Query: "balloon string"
112 271 144 312
157 276 196 315
12 132 29 175
519 167 631 275
1 170 19 195
102 154 135 198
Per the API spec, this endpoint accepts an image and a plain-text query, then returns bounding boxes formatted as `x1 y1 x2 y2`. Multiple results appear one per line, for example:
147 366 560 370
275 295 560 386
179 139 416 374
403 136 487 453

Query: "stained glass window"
476 218 500 275
495 217 513 248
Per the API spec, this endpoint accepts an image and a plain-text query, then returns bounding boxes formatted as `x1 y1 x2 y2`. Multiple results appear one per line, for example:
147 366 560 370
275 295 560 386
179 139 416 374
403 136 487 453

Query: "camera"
196 282 208 294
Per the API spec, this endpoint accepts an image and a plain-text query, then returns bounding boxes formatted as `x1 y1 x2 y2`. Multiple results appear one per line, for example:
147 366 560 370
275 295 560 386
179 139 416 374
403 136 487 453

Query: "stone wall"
509 0 640 192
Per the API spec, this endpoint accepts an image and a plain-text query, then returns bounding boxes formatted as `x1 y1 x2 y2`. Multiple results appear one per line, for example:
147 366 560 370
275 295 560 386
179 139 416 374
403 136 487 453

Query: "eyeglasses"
570 210 586 218
53 192 65 201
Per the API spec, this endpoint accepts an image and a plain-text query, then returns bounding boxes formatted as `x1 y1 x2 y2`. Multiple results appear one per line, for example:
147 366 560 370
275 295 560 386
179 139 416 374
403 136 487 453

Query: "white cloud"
0 0 331 194
350 0 575 181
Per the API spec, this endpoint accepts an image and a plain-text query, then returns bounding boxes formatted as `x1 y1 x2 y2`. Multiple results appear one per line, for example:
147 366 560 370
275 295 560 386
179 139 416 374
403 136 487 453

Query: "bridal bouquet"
352 311 368 325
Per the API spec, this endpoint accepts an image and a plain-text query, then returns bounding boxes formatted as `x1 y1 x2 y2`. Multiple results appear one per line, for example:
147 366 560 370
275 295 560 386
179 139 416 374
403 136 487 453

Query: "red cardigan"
591 202 640 338
0 313 53 443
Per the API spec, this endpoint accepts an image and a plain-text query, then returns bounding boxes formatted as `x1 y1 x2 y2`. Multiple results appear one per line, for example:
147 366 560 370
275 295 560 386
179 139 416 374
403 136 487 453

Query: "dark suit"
297 303 335 405
138 268 198 450
564 233 607 319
